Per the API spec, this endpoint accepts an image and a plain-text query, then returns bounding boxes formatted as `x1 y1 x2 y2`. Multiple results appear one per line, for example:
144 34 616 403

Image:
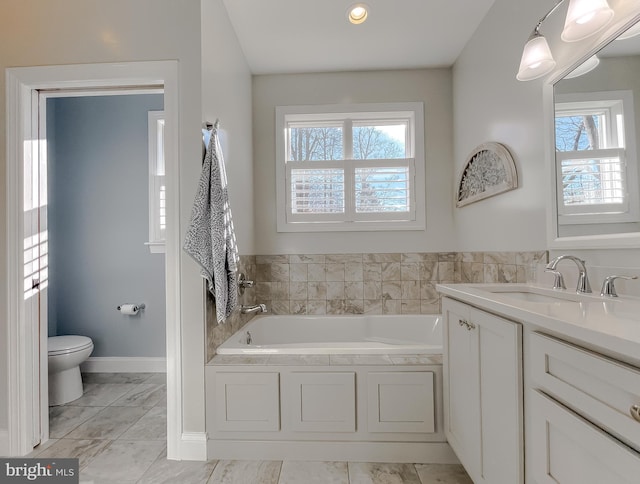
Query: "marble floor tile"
348 462 422 484
65 406 150 440
36 438 112 469
49 405 103 438
82 372 156 384
279 461 348 484
144 373 167 385
207 460 281 484
112 383 166 407
79 439 165 484
71 383 138 406
137 450 217 484
153 385 167 407
414 464 473 484
118 406 166 441
27 439 59 457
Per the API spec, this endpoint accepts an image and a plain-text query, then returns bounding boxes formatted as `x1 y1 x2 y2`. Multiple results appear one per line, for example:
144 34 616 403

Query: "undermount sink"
476 285 589 304
493 291 575 303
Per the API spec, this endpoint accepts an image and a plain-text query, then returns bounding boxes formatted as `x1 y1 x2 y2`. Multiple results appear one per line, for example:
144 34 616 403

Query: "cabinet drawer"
530 390 640 484
282 372 356 432
214 372 280 432
367 372 435 433
530 332 640 451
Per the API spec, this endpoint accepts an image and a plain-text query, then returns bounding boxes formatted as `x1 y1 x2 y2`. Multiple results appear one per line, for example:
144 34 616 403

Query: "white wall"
452 0 549 252
252 69 454 255
453 0 640 268
201 0 254 256
0 0 252 452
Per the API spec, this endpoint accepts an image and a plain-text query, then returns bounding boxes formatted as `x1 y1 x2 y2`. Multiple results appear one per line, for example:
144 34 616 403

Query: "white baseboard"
180 432 208 461
80 357 166 373
0 429 9 457
207 440 459 464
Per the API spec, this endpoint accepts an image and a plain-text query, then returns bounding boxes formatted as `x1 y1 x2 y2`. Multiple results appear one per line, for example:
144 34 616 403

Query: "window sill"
145 241 166 254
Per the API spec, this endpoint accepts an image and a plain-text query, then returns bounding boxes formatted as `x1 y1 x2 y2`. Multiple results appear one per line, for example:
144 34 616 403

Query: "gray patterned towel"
183 120 239 323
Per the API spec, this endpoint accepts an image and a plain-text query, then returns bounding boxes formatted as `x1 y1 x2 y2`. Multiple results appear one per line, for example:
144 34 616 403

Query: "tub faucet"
545 255 592 294
240 303 267 314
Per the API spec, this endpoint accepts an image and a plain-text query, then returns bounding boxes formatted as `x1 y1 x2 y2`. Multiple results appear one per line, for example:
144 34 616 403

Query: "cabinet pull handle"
631 405 640 422
459 319 466 327
466 321 476 331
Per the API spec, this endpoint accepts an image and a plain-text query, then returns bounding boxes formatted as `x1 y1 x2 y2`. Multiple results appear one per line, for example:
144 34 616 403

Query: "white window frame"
276 102 425 232
146 110 166 252
555 91 640 226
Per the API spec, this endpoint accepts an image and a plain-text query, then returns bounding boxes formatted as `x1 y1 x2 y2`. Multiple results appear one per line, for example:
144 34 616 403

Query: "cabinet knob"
631 405 640 422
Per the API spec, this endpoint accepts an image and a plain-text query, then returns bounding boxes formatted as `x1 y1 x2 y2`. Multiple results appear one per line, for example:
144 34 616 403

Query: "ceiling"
222 0 497 75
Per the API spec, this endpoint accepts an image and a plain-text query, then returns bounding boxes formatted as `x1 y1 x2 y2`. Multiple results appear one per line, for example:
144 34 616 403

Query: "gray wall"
252 68 454 255
48 94 166 358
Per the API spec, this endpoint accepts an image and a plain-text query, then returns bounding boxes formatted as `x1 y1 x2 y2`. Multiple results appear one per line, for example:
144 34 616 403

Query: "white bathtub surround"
216 314 441 355
206 312 451 464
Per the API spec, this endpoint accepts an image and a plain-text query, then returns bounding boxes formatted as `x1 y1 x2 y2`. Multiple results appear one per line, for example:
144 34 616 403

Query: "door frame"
5 61 182 457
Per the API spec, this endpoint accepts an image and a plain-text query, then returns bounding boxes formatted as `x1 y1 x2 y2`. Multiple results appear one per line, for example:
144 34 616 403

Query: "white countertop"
436 283 640 364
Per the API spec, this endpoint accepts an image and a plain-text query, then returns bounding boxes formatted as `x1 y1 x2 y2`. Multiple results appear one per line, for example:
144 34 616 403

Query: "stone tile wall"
252 251 548 316
206 255 256 362
205 251 547 360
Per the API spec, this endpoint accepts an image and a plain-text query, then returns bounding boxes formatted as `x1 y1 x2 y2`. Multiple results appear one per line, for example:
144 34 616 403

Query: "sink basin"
490 291 577 304
475 285 589 304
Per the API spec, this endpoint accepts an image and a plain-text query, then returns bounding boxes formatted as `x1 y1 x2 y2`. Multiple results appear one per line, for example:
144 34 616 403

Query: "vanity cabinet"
529 333 640 483
442 297 524 484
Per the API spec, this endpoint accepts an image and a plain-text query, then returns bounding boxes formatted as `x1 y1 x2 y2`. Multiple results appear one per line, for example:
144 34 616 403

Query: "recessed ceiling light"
347 3 369 25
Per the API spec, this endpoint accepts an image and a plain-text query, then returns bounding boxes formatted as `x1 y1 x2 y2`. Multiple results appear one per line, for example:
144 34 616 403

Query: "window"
147 111 166 252
554 91 639 225
276 103 425 232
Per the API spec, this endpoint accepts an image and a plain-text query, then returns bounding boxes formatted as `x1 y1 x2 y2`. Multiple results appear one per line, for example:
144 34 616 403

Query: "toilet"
48 335 94 406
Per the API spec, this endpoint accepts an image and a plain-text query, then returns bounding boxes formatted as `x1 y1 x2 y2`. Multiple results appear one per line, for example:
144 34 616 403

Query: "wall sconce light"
517 0 614 81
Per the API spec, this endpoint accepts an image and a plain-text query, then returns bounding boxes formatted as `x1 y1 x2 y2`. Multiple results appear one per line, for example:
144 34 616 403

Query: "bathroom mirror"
551 18 640 248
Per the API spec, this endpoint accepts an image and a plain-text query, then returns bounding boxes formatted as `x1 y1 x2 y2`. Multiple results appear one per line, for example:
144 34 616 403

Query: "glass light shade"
561 0 614 42
563 55 600 79
617 21 640 40
517 34 557 81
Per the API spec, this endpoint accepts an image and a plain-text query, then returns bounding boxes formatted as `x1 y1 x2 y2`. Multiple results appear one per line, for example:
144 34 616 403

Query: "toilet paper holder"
117 303 146 312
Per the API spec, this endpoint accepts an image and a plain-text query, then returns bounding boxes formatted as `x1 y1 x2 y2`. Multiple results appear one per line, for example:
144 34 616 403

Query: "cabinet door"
367 371 435 433
214 372 280 432
443 297 523 484
530 390 640 484
475 307 523 484
283 372 356 432
443 299 481 477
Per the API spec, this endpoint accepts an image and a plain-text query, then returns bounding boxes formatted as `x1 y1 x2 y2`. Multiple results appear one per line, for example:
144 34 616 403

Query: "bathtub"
216 314 442 355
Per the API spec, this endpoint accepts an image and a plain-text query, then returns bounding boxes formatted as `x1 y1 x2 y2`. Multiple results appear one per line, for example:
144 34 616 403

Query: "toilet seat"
48 335 93 356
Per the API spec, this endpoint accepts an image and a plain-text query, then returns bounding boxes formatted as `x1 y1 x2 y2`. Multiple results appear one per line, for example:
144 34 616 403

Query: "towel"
183 120 239 323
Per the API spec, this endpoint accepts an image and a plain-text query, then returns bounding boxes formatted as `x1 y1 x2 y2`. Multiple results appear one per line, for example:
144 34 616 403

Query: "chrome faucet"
545 255 592 294
240 303 267 314
600 275 638 297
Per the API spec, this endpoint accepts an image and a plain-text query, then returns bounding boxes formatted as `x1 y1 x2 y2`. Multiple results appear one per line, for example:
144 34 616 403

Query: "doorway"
5 62 182 458
43 89 166 441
